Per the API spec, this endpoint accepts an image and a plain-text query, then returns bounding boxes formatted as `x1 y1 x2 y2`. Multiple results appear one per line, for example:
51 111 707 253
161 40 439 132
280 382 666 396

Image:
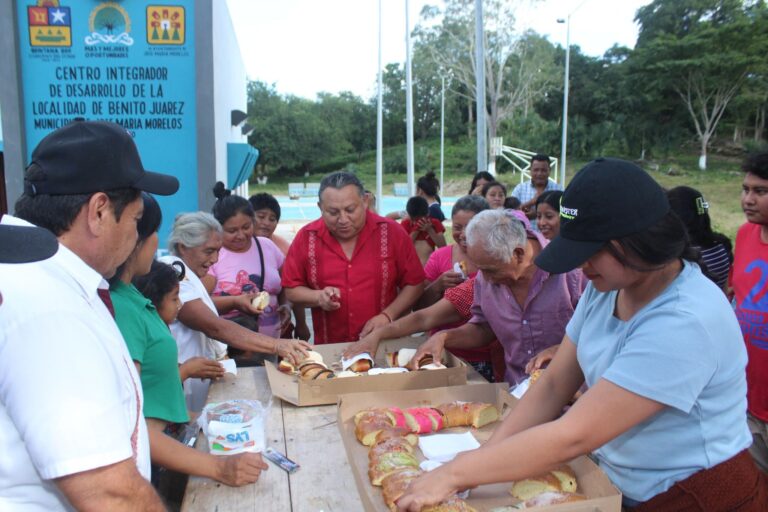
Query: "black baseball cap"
24 120 179 196
0 224 58 263
535 157 669 274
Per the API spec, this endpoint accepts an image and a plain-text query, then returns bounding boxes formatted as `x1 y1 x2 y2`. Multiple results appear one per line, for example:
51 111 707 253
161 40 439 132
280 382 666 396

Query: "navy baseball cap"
24 120 179 196
535 157 669 274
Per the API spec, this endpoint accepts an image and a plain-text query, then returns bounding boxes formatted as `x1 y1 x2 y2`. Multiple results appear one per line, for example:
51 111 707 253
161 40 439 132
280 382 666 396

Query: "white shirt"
0 239 150 511
159 255 227 411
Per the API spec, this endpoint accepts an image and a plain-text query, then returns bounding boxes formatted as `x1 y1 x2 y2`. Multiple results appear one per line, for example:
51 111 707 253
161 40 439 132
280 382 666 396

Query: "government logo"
27 1 71 47
147 6 185 45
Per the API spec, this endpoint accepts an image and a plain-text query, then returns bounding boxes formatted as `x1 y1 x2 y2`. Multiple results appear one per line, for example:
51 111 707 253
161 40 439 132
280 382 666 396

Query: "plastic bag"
198 399 270 456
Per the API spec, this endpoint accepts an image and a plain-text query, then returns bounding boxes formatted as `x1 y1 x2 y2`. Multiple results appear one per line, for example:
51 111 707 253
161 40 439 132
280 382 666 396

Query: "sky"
226 0 652 101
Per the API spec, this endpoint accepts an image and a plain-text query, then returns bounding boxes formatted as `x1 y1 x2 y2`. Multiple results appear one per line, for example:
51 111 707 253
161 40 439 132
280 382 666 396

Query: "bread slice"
367 451 419 486
550 465 578 493
355 417 392 446
404 409 434 434
373 426 418 446
469 403 499 428
368 437 414 461
510 473 562 500
382 468 422 510
386 407 407 428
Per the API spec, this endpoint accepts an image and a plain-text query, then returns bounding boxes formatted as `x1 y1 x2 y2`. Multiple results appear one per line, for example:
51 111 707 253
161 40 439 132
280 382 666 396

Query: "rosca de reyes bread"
510 465 579 500
436 402 499 429
251 290 270 310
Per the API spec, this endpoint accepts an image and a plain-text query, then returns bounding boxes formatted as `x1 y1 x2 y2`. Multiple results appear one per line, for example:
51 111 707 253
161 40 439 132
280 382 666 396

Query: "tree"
414 0 555 157
632 0 767 169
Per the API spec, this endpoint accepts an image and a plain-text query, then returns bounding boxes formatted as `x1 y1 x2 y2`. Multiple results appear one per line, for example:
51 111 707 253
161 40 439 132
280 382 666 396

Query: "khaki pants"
747 413 768 474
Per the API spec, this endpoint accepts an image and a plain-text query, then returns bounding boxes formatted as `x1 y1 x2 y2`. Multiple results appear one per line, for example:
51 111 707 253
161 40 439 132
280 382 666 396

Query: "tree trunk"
756 105 766 142
467 104 474 138
699 136 709 171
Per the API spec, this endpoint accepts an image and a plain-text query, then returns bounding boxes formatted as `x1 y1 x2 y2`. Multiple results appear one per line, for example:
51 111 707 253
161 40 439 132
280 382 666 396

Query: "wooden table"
182 366 487 512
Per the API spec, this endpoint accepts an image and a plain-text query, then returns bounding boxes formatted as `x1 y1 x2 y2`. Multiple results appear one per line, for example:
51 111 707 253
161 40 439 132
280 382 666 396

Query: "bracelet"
380 311 393 323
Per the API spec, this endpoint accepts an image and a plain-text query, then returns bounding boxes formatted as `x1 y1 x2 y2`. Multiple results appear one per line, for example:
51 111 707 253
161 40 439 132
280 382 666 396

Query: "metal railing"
490 137 559 184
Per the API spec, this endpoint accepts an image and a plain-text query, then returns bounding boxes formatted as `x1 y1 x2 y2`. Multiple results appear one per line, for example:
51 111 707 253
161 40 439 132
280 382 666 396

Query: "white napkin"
341 352 373 371
221 359 237 375
452 261 466 279
418 431 480 463
510 377 531 399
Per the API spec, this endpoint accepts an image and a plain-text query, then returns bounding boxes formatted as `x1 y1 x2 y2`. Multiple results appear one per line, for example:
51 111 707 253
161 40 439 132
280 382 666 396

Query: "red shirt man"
283 172 425 344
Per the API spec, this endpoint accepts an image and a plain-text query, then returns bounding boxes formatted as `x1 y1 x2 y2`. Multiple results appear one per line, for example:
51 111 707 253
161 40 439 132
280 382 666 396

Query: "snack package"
198 399 269 455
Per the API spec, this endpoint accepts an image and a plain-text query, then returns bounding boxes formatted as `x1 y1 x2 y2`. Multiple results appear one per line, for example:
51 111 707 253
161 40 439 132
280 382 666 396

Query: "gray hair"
451 195 490 217
168 211 222 255
319 171 364 200
465 209 526 263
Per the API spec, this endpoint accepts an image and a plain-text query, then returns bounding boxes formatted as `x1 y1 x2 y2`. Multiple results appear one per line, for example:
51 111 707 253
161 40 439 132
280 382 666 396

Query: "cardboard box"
265 337 468 407
337 384 622 512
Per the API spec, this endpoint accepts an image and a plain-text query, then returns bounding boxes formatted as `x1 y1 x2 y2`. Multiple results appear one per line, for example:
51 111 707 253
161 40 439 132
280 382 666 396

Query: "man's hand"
316 287 341 311
293 321 311 341
359 313 390 339
407 332 446 370
275 338 311 365
216 452 269 487
525 345 559 374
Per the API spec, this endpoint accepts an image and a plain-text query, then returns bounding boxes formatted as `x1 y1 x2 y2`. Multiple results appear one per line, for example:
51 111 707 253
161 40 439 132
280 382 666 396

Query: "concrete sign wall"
14 0 198 240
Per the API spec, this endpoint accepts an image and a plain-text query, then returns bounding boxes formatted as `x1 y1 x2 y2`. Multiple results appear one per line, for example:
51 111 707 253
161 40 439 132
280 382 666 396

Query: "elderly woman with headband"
397 158 766 512
160 212 309 411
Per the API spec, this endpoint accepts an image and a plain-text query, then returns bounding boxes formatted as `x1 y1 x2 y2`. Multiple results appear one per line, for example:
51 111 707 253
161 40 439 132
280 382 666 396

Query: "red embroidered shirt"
282 211 426 343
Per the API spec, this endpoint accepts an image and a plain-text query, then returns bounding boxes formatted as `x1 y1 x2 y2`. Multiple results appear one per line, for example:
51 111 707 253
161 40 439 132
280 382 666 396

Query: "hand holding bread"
407 333 446 371
275 338 311 366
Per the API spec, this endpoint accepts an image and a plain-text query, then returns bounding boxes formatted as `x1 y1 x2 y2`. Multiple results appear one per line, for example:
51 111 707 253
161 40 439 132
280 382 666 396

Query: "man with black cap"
396 158 765 511
0 120 178 511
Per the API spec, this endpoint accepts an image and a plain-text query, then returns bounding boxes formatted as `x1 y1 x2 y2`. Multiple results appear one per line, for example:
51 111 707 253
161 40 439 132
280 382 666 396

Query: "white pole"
405 0 415 196
376 0 383 208
474 0 487 173
440 75 445 195
560 16 571 188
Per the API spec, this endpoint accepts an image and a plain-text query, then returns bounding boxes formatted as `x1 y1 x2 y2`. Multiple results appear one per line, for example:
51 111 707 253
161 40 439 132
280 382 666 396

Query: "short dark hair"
481 181 507 197
14 165 140 236
536 190 563 211
248 193 281 221
469 171 494 194
742 151 768 180
504 196 522 210
211 181 253 225
531 154 551 165
132 259 185 311
406 196 429 218
319 171 364 200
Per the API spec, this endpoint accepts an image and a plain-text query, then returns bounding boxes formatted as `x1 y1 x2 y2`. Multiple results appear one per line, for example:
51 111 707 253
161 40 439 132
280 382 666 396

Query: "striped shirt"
700 243 732 290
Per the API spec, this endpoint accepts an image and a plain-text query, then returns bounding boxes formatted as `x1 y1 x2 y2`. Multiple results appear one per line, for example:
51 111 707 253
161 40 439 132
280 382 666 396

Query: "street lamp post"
440 74 446 194
557 16 570 188
557 0 589 188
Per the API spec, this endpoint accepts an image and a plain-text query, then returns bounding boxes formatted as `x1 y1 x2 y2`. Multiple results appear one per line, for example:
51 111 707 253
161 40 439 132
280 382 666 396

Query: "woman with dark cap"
397 158 765 512
667 186 732 292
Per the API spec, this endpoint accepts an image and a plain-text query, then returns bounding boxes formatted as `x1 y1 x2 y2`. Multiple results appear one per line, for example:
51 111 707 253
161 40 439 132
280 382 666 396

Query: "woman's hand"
525 345 559 374
396 465 459 511
179 357 225 381
275 338 311 365
232 291 263 315
343 332 381 359
359 313 390 338
215 452 269 487
433 270 464 294
316 287 341 311
407 332 446 370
